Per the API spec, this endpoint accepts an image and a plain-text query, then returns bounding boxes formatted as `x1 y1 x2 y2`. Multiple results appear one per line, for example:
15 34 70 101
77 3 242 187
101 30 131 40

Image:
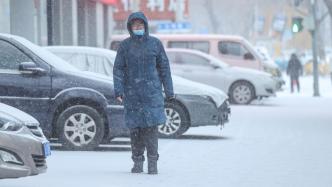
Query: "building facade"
0 0 114 47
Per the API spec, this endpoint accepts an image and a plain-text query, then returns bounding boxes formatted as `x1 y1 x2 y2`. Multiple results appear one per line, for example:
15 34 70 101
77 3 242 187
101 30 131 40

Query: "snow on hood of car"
0 103 39 125
262 60 278 69
173 76 228 107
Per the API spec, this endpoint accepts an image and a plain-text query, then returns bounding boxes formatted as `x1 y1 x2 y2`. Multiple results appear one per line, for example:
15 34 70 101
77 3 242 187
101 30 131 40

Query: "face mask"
133 29 145 36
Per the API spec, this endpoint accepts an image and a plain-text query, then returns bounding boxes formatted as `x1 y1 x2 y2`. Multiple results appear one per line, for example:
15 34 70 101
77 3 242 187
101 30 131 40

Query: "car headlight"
0 118 23 131
202 95 217 107
25 123 44 137
263 66 280 77
0 149 24 165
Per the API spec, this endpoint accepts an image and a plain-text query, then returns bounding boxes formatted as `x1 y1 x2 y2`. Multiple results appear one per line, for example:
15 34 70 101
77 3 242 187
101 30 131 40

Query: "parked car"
0 103 50 179
109 34 284 88
45 46 231 137
165 48 278 104
0 33 127 150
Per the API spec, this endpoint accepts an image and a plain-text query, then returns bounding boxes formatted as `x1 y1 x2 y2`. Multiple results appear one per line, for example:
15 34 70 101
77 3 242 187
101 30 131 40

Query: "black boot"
131 155 144 173
148 155 158 175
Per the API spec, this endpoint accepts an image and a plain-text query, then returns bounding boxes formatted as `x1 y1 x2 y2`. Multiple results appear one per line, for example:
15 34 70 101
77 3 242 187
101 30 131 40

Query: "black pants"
130 126 159 160
290 76 300 93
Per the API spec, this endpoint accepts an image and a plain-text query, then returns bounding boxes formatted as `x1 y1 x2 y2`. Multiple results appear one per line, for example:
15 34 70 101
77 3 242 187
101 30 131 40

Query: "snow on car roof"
45 46 117 57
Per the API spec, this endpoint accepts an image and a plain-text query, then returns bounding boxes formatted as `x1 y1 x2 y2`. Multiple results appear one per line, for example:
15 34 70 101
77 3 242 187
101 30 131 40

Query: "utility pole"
47 0 54 46
311 0 320 96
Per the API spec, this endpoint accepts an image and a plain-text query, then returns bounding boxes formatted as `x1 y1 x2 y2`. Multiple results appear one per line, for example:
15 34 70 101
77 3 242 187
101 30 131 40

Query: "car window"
168 41 187 49
167 41 210 53
168 52 209 66
0 40 32 70
52 52 88 71
218 41 251 58
53 52 77 62
50 51 114 77
86 55 113 76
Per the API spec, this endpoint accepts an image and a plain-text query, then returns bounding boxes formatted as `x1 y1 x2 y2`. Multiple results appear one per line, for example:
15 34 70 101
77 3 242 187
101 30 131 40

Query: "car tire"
229 81 255 105
158 102 190 138
56 105 105 151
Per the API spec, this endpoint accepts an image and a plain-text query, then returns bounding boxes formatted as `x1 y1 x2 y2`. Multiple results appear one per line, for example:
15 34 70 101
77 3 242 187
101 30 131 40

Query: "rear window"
166 51 209 66
52 52 114 76
167 41 210 53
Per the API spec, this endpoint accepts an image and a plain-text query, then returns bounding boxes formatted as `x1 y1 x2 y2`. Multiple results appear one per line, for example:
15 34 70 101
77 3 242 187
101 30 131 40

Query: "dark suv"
0 34 126 150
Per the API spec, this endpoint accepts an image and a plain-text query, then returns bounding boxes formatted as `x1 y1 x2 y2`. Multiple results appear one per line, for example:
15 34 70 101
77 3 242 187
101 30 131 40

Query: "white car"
165 48 278 104
45 46 231 137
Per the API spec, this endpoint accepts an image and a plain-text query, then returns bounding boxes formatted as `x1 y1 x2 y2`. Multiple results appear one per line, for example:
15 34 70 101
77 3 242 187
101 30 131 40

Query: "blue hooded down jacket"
113 12 174 129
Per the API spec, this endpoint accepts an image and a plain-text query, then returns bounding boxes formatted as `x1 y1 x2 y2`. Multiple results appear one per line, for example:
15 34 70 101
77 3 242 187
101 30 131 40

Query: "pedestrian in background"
113 12 174 175
287 53 303 93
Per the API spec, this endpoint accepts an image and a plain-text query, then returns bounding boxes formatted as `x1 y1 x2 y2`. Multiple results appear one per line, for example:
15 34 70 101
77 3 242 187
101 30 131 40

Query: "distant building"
187 0 332 57
0 0 114 47
0 0 190 47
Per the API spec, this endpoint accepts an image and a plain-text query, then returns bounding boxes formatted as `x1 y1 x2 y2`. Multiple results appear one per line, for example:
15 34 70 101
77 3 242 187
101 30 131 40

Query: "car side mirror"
244 53 255 60
19 62 46 75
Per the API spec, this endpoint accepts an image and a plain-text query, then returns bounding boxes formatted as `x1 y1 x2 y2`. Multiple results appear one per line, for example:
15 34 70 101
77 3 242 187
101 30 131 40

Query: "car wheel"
56 105 105 150
229 81 255 105
158 102 190 138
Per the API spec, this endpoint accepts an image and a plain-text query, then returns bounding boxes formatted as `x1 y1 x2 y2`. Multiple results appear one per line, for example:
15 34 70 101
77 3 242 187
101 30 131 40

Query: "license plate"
43 142 51 157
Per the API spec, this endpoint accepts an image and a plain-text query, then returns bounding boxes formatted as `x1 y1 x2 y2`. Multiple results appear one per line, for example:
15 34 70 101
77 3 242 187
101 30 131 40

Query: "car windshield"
202 52 229 68
14 37 80 72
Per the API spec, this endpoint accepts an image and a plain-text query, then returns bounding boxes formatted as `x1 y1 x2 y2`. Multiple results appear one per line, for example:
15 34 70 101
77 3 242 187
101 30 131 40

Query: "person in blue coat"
113 12 174 174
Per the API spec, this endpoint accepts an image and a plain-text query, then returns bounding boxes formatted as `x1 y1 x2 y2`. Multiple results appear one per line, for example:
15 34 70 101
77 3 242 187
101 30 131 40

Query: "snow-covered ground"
2 75 332 187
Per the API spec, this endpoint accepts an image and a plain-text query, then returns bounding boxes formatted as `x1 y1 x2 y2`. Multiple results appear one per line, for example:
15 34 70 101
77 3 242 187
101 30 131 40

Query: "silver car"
0 103 51 179
165 48 278 105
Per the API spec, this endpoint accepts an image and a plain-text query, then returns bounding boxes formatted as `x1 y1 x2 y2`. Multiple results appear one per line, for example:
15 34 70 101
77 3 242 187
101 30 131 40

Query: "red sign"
96 0 118 5
112 0 189 21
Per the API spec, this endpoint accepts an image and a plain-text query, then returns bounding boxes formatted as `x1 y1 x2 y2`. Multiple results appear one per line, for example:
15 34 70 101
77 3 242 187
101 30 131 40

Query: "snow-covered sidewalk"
2 75 332 187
